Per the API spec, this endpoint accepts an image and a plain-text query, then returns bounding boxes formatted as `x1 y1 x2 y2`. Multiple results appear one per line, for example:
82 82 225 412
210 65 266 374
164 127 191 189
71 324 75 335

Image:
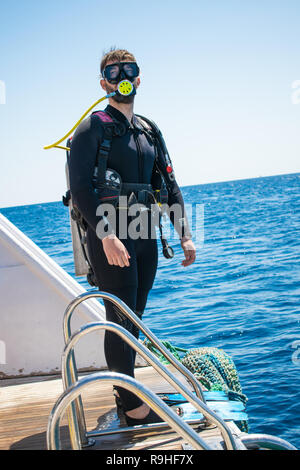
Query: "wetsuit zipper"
133 130 143 183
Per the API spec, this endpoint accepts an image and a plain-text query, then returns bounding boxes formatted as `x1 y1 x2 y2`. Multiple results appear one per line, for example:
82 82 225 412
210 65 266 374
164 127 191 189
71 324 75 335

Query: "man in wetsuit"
69 48 196 426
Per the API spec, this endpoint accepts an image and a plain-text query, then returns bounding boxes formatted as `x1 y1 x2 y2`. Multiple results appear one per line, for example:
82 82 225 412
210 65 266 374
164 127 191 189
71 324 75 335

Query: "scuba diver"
68 48 196 426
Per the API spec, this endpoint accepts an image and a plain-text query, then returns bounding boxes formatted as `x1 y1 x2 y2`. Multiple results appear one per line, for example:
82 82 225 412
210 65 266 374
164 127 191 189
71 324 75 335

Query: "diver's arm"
154 144 193 241
68 116 115 239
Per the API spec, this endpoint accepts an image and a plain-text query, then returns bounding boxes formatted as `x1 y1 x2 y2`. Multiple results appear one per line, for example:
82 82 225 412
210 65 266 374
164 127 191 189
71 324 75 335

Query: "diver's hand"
180 237 196 267
102 234 131 268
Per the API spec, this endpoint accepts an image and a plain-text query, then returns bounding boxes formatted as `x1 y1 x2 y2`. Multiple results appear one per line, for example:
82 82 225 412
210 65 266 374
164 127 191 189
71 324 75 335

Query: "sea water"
2 173 300 448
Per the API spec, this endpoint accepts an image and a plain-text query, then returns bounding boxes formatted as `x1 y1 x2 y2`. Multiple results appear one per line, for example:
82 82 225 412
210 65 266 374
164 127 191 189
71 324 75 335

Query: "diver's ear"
100 78 107 92
135 77 141 89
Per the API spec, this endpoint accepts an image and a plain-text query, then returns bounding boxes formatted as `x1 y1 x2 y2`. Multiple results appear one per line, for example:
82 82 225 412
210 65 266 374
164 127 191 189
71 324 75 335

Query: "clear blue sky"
0 0 299 207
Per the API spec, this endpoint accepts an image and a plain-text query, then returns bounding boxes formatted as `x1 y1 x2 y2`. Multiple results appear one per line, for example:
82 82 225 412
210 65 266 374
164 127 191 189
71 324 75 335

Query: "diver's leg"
126 233 159 377
127 286 152 370
124 236 162 423
103 286 163 424
102 285 146 412
85 227 143 411
104 238 159 420
86 225 161 422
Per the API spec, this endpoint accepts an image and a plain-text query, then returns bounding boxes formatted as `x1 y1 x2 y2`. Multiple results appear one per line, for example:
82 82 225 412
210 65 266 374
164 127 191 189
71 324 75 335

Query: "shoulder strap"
135 114 175 183
92 110 114 123
91 110 127 188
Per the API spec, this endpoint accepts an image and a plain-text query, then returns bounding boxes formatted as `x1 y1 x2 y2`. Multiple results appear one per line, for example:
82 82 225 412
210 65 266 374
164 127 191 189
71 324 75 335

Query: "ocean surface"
1 173 300 448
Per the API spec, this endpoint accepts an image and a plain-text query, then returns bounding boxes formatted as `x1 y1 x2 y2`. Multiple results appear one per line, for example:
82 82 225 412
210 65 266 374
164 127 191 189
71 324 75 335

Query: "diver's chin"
111 93 135 104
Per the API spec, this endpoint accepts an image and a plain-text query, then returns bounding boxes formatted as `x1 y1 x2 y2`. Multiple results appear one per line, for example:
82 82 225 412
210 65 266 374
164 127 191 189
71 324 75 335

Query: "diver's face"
100 60 140 103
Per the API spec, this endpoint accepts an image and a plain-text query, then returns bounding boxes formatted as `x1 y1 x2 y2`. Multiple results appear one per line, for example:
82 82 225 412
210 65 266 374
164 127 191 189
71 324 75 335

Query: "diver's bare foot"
125 403 150 419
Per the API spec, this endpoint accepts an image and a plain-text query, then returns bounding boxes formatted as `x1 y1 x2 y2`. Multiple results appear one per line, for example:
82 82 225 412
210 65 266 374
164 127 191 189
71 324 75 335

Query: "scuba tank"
63 139 97 285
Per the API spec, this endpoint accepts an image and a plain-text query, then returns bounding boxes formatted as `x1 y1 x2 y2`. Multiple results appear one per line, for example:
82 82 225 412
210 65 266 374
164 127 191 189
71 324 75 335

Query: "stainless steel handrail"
62 290 208 448
241 434 297 451
62 321 237 450
63 291 206 402
47 372 211 450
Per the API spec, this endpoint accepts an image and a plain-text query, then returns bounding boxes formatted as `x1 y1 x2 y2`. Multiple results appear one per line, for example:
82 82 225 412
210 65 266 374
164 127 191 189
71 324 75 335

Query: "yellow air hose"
43 80 134 151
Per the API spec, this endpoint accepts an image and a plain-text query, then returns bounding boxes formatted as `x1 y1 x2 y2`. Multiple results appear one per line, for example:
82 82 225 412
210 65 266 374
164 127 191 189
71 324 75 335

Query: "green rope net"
142 339 249 433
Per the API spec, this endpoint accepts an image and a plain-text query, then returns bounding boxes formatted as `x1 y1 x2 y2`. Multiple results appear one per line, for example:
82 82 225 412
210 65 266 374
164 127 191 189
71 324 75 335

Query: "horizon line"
1 170 299 210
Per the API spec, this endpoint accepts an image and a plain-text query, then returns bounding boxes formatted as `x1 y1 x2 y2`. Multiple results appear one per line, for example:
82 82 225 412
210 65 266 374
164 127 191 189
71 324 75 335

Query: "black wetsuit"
69 104 191 411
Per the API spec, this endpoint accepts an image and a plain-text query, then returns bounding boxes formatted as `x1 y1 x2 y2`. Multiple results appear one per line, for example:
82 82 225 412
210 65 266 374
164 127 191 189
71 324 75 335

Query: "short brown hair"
100 48 137 76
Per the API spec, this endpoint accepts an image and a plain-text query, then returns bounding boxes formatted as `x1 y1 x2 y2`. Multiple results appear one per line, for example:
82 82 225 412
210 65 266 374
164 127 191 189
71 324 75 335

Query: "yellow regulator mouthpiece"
117 80 134 96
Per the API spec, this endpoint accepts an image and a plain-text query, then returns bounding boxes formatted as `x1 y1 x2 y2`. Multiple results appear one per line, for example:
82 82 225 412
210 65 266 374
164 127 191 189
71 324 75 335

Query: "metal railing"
54 291 298 453
241 434 297 451
47 372 212 450
62 319 238 450
63 291 206 402
63 290 209 448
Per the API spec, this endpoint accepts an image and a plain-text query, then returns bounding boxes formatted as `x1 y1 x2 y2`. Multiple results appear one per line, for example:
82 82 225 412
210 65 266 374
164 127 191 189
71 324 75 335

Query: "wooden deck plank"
1 365 204 450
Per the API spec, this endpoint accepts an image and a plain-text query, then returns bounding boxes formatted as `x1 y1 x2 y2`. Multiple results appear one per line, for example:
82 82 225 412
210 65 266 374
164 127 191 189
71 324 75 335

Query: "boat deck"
0 365 240 451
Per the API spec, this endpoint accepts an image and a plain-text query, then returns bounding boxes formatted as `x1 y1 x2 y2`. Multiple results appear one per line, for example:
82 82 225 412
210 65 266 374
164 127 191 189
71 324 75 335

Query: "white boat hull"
0 213 107 378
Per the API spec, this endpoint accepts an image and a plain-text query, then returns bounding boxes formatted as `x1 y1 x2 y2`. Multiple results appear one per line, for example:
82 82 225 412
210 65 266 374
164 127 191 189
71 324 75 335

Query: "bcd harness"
63 110 175 286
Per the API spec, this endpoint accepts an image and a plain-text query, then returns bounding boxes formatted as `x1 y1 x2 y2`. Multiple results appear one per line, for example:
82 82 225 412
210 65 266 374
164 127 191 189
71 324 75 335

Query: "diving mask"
103 62 140 84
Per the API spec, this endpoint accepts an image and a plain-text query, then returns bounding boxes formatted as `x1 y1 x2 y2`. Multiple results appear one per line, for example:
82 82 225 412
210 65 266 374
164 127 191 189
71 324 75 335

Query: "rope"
142 339 249 433
142 338 188 364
